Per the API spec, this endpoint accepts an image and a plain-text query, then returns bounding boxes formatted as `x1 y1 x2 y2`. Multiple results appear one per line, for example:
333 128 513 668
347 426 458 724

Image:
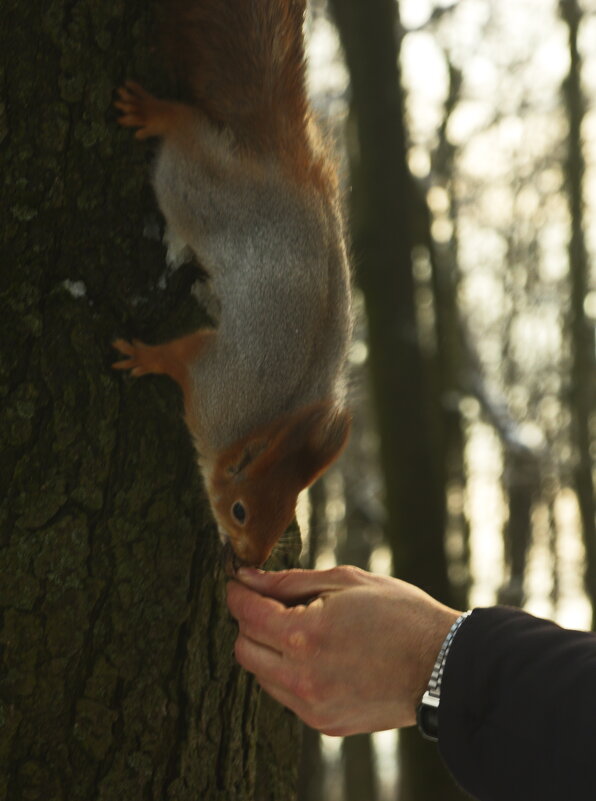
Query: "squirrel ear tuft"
287 402 351 489
226 402 351 490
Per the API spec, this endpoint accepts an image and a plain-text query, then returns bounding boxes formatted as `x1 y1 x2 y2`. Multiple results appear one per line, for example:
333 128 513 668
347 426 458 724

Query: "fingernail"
236 567 259 578
236 567 262 580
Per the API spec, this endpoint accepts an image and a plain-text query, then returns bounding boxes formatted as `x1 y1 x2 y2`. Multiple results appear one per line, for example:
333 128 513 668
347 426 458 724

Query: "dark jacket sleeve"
438 606 596 801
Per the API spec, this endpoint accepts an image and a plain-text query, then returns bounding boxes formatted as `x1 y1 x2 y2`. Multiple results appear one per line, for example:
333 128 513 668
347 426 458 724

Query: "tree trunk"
339 407 378 801
0 2 300 799
326 1 465 799
327 0 451 601
296 481 326 801
296 723 325 801
342 734 378 801
497 447 539 607
427 62 471 612
558 0 596 629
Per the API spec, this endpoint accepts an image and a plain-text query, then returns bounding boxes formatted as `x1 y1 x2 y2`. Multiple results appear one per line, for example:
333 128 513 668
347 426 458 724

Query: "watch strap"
416 610 472 742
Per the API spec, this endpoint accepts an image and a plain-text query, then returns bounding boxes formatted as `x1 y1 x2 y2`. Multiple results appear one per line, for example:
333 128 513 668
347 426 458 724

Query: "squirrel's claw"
114 82 190 139
114 82 159 137
112 337 135 357
112 338 145 374
111 338 174 378
111 332 208 394
124 80 151 98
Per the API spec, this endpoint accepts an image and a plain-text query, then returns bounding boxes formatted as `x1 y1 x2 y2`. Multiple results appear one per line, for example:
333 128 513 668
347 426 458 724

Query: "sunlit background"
301 0 596 798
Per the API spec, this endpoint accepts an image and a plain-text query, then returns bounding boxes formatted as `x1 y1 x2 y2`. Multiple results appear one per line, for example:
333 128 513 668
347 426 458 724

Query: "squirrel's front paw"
112 338 157 377
114 81 171 140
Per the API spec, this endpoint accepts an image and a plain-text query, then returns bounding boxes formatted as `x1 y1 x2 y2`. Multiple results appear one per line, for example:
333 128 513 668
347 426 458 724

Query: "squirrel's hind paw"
114 82 186 140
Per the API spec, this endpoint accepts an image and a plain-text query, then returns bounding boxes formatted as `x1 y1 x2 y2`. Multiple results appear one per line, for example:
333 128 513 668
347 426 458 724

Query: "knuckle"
233 636 246 663
338 565 365 583
327 564 365 585
230 587 268 630
225 581 243 616
233 635 252 669
283 623 319 660
274 570 299 588
288 665 327 709
290 671 317 705
246 603 268 631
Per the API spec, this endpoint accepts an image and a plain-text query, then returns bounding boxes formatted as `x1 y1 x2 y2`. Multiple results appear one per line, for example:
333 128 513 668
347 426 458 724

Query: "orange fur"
113 330 214 426
160 0 336 193
209 401 351 565
214 401 351 489
112 0 352 566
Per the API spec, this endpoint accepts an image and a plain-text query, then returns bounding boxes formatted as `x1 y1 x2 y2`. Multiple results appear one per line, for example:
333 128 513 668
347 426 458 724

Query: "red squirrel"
113 0 352 567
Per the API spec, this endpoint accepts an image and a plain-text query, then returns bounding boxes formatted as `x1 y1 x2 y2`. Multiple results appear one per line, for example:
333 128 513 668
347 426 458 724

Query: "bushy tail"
160 0 310 158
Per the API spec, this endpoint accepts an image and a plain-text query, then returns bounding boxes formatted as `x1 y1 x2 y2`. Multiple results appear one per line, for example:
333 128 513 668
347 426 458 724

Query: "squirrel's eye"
232 502 246 525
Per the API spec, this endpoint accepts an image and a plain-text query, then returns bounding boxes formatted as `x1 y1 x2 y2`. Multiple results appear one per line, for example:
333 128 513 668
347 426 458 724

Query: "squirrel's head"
206 401 351 567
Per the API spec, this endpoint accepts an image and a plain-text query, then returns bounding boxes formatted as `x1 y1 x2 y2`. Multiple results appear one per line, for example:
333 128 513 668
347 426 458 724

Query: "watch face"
416 702 439 742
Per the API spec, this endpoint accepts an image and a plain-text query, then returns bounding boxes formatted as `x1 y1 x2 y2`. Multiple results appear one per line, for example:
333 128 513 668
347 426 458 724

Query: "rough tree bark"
0 2 300 799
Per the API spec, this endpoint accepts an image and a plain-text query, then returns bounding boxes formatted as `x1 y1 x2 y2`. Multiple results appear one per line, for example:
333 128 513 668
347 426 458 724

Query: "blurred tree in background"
559 0 596 623
301 0 596 798
326 0 465 797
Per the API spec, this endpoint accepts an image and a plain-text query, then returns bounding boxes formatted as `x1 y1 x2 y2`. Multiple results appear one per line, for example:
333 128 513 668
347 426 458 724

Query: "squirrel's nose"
228 535 271 569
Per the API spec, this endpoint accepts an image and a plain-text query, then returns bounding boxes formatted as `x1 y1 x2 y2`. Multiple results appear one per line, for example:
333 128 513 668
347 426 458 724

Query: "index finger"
226 579 296 653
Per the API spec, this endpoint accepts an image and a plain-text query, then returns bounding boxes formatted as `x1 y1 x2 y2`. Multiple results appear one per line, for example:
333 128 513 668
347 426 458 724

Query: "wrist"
416 610 471 741
414 607 461 703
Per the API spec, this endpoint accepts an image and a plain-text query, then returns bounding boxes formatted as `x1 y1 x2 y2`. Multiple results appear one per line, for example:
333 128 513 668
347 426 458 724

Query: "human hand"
226 566 460 736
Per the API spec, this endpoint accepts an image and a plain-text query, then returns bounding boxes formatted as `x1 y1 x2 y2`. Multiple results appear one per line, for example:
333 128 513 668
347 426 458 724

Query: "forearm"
439 607 596 801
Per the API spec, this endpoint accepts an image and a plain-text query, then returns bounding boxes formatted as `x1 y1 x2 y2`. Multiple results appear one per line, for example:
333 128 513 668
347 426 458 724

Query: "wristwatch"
416 611 471 742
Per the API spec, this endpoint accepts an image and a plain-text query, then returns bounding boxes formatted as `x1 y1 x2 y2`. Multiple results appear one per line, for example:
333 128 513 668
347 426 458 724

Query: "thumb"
235 565 362 604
